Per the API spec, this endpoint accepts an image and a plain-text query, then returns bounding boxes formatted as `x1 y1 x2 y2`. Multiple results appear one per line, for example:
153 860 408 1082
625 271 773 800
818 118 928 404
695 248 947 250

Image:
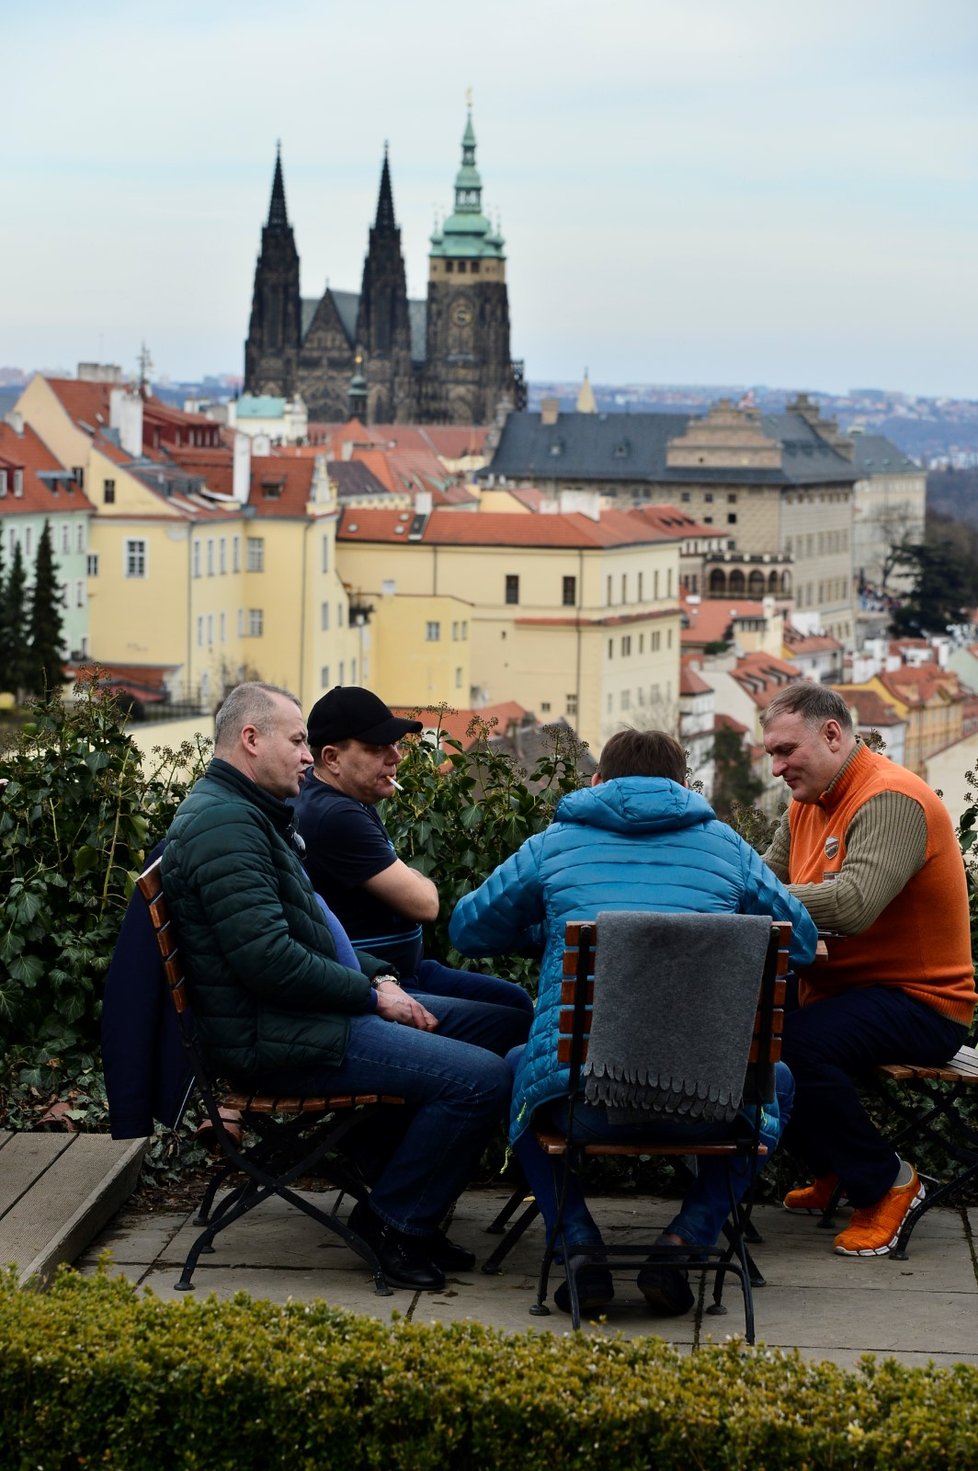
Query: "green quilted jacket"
161 758 382 1081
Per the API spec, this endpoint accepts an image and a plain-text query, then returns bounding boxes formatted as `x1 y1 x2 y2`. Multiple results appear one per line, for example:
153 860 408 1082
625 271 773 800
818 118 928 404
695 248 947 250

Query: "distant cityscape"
2 365 976 468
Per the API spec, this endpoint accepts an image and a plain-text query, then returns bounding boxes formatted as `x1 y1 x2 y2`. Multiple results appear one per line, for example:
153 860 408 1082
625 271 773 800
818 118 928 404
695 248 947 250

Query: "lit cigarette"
389 777 404 791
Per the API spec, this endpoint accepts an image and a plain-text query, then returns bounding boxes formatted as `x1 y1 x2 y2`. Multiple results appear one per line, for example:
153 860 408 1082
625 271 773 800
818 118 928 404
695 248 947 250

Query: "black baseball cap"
307 687 423 747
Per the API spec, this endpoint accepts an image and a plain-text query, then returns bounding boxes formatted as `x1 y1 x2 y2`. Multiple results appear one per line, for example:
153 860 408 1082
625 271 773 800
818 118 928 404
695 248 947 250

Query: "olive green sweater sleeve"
782 790 928 934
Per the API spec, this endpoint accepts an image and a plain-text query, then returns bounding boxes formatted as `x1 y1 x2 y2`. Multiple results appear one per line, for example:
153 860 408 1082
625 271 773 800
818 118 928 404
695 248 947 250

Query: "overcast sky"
5 0 977 398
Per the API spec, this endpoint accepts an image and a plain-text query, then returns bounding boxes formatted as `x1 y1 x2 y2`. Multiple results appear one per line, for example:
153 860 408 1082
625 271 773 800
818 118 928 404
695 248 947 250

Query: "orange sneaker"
783 1174 842 1214
833 1169 925 1257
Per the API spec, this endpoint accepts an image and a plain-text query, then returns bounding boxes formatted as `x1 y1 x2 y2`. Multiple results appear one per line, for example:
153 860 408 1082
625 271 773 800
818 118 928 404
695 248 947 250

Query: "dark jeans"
406 958 534 1023
255 991 524 1237
781 985 967 1207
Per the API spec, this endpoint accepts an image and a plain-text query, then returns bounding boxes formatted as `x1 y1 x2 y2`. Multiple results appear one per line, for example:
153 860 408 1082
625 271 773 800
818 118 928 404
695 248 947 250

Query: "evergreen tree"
1 541 30 699
711 724 763 821
889 538 976 638
26 520 66 696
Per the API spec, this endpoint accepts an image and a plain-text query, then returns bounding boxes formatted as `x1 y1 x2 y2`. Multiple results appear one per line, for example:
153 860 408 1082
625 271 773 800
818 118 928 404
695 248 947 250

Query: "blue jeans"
782 985 967 1206
509 1045 794 1250
256 992 523 1236
405 959 534 1023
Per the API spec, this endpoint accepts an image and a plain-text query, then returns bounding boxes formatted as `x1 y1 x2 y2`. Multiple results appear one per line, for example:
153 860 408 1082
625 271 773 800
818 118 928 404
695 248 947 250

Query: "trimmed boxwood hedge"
1 1268 977 1469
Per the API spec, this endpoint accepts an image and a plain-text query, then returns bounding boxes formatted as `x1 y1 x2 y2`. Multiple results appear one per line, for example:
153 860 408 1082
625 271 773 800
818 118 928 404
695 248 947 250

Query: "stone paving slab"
0 1131 146 1285
76 1183 978 1367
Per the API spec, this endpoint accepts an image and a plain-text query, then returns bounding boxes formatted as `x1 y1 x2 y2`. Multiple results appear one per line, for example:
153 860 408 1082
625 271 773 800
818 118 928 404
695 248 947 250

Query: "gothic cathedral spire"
354 146 414 422
244 146 302 399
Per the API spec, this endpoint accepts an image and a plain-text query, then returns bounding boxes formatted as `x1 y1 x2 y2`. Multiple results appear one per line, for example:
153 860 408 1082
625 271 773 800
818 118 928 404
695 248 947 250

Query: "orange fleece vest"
789 743 976 1024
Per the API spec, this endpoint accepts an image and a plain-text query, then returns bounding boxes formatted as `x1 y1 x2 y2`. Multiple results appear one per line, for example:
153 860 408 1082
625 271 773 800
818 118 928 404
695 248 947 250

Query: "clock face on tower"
451 298 473 327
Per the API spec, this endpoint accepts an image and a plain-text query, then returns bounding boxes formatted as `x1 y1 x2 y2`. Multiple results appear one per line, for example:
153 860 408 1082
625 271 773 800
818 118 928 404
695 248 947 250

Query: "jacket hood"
554 777 716 836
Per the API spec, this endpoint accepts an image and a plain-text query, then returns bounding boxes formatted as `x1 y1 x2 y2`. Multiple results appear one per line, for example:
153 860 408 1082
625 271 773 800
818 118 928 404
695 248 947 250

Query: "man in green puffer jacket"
162 682 520 1293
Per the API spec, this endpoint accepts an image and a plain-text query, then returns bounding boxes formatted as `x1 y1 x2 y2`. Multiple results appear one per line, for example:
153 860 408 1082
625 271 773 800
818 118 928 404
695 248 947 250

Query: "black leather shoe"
554 1262 614 1315
349 1202 446 1291
425 1228 476 1273
637 1260 694 1316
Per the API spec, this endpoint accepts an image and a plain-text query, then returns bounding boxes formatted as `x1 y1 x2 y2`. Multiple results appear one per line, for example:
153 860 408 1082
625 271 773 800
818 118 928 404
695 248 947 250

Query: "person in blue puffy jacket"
450 727 818 1317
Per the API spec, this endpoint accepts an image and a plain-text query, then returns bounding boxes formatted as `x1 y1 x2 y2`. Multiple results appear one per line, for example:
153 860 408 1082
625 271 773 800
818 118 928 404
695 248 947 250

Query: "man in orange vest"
761 682 976 1256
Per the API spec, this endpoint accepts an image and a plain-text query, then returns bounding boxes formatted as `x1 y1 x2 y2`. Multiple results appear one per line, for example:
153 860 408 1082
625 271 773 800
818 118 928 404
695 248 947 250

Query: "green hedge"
2 1269 977 1470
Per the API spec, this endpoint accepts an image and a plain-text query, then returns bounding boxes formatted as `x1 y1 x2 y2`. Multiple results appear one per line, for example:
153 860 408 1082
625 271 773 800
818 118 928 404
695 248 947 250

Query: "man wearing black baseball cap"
293 685 533 1021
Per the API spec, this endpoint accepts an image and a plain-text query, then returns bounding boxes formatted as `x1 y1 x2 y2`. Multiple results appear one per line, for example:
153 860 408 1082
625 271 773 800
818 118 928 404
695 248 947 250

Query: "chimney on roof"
109 386 143 457
540 397 559 427
232 431 251 505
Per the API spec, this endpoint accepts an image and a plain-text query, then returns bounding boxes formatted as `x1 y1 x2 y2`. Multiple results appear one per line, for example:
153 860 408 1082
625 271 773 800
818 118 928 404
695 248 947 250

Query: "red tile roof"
338 507 682 549
831 686 904 727
629 504 718 538
681 598 767 646
0 422 96 514
248 456 316 518
394 701 529 749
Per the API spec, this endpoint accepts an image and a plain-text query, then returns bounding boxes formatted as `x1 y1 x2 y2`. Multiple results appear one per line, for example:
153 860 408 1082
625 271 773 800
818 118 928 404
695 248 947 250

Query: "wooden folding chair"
526 915 790 1338
137 857 404 1293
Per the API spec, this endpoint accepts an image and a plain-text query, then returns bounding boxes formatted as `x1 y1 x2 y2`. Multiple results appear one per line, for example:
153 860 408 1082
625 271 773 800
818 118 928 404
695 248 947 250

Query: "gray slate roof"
848 434 920 475
483 410 860 488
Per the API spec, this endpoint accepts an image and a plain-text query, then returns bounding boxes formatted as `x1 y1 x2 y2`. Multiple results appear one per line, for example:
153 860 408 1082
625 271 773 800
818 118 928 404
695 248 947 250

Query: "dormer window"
261 479 284 499
0 469 6 496
613 439 630 459
13 469 23 497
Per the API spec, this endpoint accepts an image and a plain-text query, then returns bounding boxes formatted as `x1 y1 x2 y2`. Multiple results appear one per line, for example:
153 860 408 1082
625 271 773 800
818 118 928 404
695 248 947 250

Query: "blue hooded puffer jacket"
449 776 818 1142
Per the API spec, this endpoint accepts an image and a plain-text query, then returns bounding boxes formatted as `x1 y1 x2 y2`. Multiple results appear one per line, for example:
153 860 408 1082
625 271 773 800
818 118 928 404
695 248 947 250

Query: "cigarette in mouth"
389 778 403 791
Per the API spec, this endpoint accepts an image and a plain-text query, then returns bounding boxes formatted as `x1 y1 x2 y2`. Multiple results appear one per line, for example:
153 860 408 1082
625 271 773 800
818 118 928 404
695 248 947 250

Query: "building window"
0 469 7 495
192 542 201 578
196 615 204 647
207 614 214 645
621 574 627 603
638 572 644 601
103 479 116 505
125 539 147 578
566 693 578 717
72 466 85 489
86 553 99 576
607 639 613 659
351 658 357 684
505 574 519 605
651 631 661 651
338 660 345 684
322 536 330 573
425 621 441 641
232 536 240 573
606 574 612 605
704 492 714 503
76 522 85 553
219 537 227 574
60 523 70 554
24 526 33 557
621 690 631 710
321 665 330 687
75 580 84 607
338 603 344 627
562 575 576 606
321 602 330 630
727 513 737 524
220 611 226 642
461 620 468 639
247 536 265 572
248 608 264 637
455 667 463 689
621 635 631 656
206 539 214 575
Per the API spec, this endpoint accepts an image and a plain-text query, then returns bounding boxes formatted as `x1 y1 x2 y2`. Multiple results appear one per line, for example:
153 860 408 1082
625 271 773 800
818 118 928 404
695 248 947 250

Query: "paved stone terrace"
77 1184 978 1371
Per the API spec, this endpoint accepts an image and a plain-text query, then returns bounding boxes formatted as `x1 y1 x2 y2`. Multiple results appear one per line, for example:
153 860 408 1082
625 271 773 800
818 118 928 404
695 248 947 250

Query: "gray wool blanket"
582 910 773 1125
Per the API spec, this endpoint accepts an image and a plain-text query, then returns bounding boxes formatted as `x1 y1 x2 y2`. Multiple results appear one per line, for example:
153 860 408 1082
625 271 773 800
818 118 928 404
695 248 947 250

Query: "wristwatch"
370 974 400 990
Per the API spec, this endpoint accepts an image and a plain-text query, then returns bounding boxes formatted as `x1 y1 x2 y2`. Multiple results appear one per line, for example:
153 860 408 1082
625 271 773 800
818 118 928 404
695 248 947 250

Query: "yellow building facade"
337 508 683 751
